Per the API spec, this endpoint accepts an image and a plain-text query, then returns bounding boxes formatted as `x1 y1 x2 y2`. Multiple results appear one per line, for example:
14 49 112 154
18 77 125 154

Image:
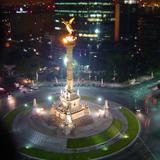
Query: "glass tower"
54 0 115 41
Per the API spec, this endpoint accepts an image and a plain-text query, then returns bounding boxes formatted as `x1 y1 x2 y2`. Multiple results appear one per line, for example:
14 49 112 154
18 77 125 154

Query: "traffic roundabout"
4 95 141 160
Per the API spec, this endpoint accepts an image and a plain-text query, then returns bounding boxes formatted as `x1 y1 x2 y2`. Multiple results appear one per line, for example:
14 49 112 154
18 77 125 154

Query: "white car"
136 109 141 113
0 87 5 92
19 86 32 93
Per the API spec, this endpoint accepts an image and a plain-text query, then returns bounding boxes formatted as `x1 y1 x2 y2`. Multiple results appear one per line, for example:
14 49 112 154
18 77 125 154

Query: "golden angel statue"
62 17 75 35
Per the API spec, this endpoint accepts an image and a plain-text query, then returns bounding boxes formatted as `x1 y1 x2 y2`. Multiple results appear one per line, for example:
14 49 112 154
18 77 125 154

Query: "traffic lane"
0 86 145 117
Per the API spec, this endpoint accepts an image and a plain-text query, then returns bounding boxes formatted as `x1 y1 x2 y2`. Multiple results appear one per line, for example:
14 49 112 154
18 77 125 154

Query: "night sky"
1 0 53 6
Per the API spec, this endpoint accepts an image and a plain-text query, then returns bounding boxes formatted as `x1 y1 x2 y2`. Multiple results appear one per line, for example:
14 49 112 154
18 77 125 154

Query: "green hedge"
3 103 32 129
67 119 122 148
4 107 25 128
81 96 96 101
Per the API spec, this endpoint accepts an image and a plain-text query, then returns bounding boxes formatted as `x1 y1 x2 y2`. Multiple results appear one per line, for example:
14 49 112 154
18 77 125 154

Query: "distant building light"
5 42 10 48
69 14 74 17
97 97 102 102
55 19 60 22
123 134 129 139
90 14 102 17
23 49 27 52
48 55 52 59
63 56 68 66
47 5 51 9
16 7 27 14
25 144 32 149
110 18 115 21
134 36 138 40
124 0 137 4
136 109 141 112
90 14 96 17
47 96 53 101
95 29 100 34
78 33 98 38
24 104 28 107
55 27 61 30
47 5 55 9
88 18 102 22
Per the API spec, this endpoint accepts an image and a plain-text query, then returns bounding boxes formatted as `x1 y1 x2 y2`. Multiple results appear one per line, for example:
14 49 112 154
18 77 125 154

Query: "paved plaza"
12 97 131 155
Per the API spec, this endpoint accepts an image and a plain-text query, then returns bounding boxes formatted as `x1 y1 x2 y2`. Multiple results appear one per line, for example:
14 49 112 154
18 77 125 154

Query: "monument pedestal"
55 89 89 120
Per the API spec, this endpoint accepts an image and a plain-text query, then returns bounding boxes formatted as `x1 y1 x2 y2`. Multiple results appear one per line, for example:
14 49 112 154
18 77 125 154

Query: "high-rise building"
54 0 115 42
1 2 55 63
1 0 53 6
1 5 54 41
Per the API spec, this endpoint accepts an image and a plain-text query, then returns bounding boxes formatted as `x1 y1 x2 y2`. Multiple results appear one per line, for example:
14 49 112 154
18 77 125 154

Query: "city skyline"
0 1 160 160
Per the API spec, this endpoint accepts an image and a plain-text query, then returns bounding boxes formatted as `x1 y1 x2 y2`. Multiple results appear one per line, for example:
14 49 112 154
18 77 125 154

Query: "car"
0 87 5 92
30 87 38 90
19 85 32 93
0 87 7 95
136 109 141 113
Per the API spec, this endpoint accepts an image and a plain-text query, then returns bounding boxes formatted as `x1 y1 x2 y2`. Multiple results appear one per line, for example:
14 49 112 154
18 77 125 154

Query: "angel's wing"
69 17 75 24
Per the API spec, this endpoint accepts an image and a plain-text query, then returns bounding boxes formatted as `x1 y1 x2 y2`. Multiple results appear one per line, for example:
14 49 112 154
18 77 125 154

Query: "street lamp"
95 28 100 34
63 56 68 66
24 103 28 107
47 96 53 101
97 97 102 102
25 144 32 149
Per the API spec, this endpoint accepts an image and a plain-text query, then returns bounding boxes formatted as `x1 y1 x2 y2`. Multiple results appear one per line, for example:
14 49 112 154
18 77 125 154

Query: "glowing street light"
123 134 129 139
97 97 102 102
98 109 105 117
7 95 16 109
25 144 32 149
47 96 53 101
63 55 77 68
136 109 141 112
95 28 100 34
63 56 68 66
102 146 108 151
35 108 46 115
24 103 28 107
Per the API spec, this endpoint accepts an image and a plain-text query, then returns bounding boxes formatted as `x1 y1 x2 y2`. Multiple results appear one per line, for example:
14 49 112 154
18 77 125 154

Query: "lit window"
55 19 60 22
55 27 61 30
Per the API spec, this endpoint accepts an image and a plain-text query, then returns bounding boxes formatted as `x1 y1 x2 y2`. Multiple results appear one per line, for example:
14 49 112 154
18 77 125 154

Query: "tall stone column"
66 45 74 91
114 0 120 43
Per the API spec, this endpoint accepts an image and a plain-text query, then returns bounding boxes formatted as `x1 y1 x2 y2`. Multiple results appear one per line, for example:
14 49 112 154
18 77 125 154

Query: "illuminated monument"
51 18 90 135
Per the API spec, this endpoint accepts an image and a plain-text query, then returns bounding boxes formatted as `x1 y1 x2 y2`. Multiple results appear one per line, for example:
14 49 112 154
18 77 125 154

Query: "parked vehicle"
0 87 7 95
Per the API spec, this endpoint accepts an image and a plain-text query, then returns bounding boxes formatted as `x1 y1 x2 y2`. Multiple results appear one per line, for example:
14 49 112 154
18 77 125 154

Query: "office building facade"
54 0 115 42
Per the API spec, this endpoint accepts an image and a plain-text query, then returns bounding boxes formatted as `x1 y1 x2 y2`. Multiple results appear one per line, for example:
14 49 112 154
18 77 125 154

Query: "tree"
16 55 42 78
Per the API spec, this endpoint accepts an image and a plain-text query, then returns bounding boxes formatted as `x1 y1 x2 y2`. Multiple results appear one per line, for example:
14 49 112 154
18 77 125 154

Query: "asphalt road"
0 78 160 160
